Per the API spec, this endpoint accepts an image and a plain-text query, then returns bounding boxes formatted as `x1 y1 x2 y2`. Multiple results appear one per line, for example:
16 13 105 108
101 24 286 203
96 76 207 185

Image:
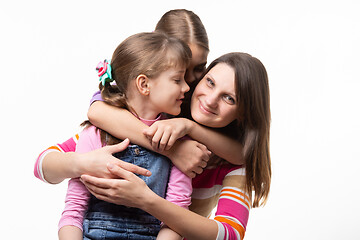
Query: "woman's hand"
143 118 194 151
78 138 151 178
81 164 154 208
165 140 211 178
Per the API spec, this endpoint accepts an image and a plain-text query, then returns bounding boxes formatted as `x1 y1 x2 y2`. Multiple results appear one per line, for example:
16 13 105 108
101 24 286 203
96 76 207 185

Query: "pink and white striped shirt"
35 137 249 240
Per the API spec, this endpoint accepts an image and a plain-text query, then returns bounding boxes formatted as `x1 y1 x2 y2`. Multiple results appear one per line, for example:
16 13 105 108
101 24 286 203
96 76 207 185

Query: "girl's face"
148 67 190 117
190 63 238 128
185 43 208 86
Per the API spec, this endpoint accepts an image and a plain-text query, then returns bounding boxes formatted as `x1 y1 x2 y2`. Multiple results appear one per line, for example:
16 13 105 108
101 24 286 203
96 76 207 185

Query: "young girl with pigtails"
59 31 193 240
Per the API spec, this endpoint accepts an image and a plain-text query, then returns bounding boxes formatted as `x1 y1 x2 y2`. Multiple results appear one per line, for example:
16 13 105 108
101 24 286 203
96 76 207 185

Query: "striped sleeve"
34 134 79 183
214 168 250 240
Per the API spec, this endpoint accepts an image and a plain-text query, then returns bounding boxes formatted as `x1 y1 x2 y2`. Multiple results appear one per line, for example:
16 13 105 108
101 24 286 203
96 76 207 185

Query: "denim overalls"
83 144 171 240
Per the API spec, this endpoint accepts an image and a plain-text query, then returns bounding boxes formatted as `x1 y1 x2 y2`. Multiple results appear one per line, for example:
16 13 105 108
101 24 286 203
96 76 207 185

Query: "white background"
1 0 359 239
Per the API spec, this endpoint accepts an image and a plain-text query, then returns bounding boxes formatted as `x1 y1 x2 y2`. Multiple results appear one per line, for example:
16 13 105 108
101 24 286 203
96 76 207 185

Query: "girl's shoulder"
76 125 103 152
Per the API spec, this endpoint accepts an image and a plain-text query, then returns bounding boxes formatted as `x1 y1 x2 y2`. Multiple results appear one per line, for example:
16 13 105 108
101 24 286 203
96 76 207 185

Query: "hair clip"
96 59 113 86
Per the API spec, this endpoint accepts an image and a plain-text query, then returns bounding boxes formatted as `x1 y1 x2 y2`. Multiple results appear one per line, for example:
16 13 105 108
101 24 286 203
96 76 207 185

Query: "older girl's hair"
205 52 271 208
155 9 209 52
98 32 191 145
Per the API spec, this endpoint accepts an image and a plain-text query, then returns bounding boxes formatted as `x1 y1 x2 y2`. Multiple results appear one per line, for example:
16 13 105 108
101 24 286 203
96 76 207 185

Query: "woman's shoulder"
192 159 245 188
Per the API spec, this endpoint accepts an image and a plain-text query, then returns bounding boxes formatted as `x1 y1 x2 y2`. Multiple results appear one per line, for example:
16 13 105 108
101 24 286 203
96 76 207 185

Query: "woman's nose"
204 94 218 108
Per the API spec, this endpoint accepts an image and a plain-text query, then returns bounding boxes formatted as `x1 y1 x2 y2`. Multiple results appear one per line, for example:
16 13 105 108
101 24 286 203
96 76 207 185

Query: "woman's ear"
135 74 150 96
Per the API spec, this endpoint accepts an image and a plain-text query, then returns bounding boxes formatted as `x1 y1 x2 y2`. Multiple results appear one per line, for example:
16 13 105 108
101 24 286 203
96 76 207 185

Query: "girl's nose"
185 71 196 85
182 81 190 93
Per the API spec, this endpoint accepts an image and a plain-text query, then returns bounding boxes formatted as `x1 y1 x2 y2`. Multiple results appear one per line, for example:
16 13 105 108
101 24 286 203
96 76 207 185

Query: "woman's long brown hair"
204 52 271 208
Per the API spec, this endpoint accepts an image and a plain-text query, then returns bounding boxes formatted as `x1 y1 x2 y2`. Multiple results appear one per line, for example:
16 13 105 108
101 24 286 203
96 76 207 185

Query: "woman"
80 52 271 239
34 9 242 184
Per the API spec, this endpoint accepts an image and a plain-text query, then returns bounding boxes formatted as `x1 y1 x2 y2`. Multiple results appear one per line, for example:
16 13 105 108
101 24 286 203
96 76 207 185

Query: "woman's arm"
144 118 244 165
36 138 150 184
88 101 209 177
81 165 219 240
81 165 250 240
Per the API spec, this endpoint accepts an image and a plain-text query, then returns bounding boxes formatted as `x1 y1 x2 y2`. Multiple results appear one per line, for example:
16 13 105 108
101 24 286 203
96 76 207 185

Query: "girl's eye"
194 65 206 73
224 95 235 105
174 78 182 84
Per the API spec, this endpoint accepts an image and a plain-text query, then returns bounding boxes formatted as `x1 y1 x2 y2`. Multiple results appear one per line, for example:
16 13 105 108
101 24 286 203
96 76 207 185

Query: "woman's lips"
199 100 216 115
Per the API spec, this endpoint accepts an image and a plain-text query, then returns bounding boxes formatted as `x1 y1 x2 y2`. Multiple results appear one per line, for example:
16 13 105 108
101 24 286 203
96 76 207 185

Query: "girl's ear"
135 74 150 96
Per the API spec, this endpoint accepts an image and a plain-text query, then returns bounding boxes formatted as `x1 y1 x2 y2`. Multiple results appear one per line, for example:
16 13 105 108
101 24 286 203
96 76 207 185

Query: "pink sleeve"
213 169 250 240
165 166 192 209
34 134 79 183
58 126 102 231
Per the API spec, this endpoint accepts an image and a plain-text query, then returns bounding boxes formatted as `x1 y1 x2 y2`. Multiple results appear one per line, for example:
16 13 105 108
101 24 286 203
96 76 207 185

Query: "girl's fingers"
165 134 178 151
151 129 164 150
143 125 157 138
158 130 172 152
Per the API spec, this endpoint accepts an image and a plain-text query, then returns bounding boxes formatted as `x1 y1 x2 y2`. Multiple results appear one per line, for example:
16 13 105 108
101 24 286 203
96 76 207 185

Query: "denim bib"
83 145 171 240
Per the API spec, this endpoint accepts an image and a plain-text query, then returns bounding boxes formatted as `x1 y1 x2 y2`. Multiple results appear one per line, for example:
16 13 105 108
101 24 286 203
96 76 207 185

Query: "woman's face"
185 43 208 86
190 63 238 128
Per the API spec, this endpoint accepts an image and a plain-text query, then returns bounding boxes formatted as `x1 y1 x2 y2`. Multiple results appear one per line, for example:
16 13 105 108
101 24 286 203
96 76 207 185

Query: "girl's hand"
78 139 151 178
143 118 193 151
165 140 211 178
81 164 154 208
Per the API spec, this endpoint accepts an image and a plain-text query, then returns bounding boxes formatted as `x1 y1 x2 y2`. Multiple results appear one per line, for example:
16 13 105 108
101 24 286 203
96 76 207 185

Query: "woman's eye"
224 95 235 104
206 77 214 87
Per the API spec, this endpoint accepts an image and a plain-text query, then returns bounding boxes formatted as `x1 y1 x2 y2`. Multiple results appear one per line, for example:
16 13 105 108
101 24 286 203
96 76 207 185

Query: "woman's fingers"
196 143 211 162
107 163 137 180
82 176 121 204
102 139 151 177
81 174 112 189
106 138 130 154
114 161 151 177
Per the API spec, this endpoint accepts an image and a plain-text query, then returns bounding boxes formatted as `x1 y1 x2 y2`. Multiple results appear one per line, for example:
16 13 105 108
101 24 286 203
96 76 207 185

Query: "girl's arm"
58 127 96 240
187 120 244 165
144 118 244 165
58 226 83 240
58 178 89 240
88 101 209 177
157 226 182 240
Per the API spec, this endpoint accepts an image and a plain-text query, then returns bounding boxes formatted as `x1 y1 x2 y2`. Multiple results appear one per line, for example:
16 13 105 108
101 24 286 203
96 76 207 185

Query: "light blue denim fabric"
83 145 171 240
